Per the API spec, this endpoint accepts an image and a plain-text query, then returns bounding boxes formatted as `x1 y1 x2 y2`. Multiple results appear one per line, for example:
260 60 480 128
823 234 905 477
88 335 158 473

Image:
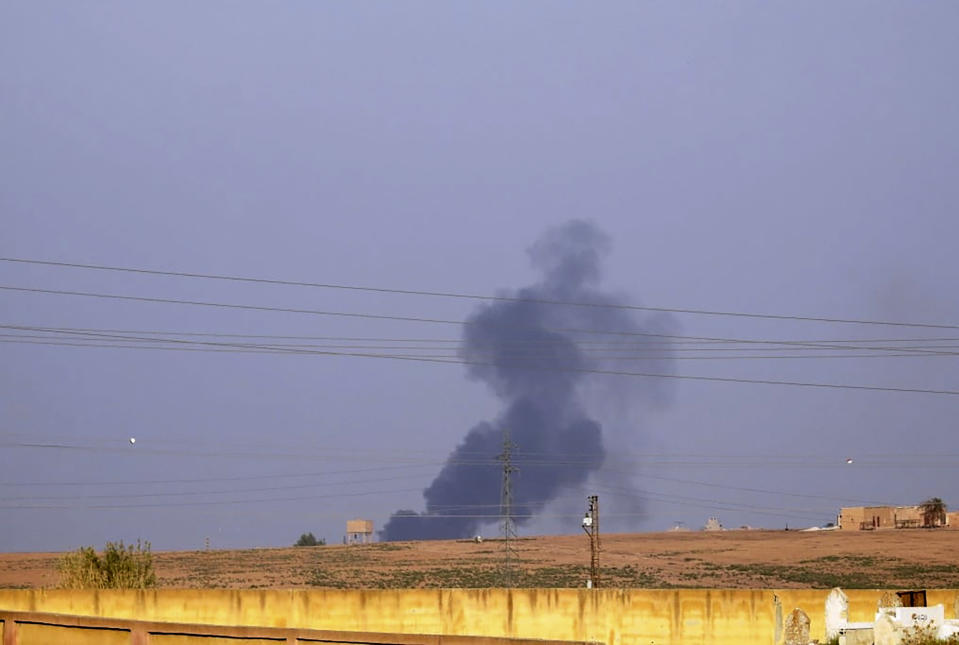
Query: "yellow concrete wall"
1 589 958 645
151 637 279 645
17 622 129 645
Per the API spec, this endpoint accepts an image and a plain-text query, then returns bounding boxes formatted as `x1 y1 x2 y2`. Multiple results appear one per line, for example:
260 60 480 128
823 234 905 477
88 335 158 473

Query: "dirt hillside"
2 529 957 589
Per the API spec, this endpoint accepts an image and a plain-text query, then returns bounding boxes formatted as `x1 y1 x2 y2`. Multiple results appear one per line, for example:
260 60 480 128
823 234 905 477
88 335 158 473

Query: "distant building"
346 519 374 544
838 505 949 530
703 517 724 531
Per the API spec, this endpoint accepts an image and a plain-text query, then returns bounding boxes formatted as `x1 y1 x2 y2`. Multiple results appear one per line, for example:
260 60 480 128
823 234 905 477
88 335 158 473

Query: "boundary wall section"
1 588 958 645
1 610 591 645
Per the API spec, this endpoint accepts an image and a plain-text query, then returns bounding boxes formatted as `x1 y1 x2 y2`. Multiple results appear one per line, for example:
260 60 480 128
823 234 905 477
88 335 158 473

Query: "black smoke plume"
381 221 672 540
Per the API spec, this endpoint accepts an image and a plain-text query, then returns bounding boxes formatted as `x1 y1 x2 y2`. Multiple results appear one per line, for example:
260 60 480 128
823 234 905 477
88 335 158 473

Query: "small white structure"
823 589 959 644
886 604 944 629
703 517 724 531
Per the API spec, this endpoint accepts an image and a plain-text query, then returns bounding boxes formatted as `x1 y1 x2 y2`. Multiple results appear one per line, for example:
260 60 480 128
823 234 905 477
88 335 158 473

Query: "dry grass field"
2 529 957 590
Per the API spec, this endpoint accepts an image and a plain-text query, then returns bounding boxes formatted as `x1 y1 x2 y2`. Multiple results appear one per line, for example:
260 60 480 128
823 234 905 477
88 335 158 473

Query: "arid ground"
2 529 957 590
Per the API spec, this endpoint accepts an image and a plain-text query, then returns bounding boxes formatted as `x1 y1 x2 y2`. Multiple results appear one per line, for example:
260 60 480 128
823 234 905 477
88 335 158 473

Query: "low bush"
900 624 959 645
294 532 325 547
57 539 157 589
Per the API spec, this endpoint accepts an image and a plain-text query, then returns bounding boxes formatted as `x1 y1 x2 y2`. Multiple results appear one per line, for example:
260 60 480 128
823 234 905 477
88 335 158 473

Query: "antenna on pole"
498 427 519 587
582 495 599 588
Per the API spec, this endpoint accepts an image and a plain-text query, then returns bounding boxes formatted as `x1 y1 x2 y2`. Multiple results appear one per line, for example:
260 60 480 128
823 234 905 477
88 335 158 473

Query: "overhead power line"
0 285 468 329
0 464 438 487
7 324 959 358
7 323 959 347
9 323 959 356
0 486 428 510
1 472 431 502
7 335 959 361
2 326 958 395
5 282 959 363
592 485 829 522
0 472 837 521
6 337 959 361
5 435 959 469
629 472 892 506
9 338 959 361
3 256 959 330
1 324 957 394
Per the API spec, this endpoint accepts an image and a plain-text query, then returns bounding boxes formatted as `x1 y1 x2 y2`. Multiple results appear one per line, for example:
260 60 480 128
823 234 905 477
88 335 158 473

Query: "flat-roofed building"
346 519 374 544
838 505 944 530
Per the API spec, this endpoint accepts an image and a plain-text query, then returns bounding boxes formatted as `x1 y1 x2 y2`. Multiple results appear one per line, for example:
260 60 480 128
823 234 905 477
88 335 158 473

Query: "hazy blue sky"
2 2 958 552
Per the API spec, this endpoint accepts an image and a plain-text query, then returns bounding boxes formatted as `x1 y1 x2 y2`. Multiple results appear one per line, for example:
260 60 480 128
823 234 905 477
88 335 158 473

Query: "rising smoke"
380 221 673 540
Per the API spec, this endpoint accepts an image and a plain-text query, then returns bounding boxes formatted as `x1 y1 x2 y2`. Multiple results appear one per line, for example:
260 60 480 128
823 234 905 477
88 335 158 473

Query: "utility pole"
582 495 599 588
498 427 519 587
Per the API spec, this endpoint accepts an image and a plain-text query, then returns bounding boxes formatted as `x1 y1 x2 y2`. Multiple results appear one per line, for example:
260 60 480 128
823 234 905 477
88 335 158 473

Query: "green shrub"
294 532 325 547
57 539 157 589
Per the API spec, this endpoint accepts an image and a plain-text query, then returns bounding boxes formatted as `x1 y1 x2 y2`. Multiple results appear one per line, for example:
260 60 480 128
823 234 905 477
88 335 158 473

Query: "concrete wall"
14 621 129 645
838 505 934 529
2 589 958 645
839 506 866 529
2 611 578 645
839 506 898 529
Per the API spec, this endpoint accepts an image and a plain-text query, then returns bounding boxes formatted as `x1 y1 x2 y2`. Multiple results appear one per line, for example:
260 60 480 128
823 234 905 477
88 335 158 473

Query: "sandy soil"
2 529 957 589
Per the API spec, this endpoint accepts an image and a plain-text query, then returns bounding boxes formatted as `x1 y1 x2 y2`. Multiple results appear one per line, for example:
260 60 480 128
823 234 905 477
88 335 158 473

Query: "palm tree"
919 497 947 528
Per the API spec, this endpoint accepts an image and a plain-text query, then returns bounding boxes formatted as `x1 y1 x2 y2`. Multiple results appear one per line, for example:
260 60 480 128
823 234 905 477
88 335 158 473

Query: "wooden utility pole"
582 495 599 588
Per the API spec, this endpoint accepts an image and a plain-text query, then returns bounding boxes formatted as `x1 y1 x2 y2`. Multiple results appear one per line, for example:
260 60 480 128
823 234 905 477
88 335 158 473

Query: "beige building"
838 505 946 530
346 519 374 544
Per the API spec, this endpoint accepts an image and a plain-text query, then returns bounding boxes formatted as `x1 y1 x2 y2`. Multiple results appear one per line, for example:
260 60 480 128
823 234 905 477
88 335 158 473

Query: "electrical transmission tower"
582 495 599 588
498 427 519 587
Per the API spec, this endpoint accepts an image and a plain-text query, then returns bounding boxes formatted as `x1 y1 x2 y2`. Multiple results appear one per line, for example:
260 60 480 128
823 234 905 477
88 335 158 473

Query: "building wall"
346 520 373 534
839 506 896 529
838 505 933 530
894 506 924 525
2 588 959 645
838 506 864 529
